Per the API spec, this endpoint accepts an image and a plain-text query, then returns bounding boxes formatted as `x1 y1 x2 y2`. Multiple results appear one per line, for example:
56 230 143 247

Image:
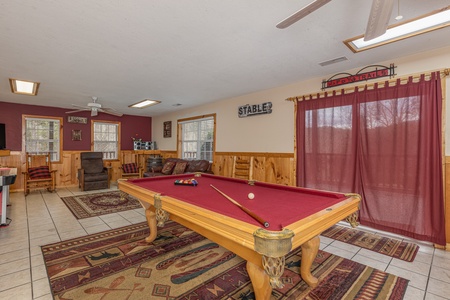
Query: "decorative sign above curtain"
238 102 272 118
322 64 396 90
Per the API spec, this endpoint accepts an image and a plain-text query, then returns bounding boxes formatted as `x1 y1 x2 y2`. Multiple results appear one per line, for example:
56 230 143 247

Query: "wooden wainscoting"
0 151 22 191
213 152 295 186
0 151 86 192
154 151 295 186
2 150 164 193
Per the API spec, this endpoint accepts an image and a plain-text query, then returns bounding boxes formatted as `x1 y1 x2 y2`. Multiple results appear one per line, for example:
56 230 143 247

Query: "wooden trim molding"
0 150 10 157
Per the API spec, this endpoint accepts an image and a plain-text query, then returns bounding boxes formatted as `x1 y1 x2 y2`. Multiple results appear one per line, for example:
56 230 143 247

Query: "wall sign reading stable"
238 102 272 118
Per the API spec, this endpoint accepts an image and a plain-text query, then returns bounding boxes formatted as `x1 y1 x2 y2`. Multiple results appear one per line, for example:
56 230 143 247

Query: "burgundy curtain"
296 72 445 245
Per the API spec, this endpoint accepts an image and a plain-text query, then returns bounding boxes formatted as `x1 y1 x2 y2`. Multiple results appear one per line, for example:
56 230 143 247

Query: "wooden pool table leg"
300 235 320 287
246 261 272 300
144 207 157 243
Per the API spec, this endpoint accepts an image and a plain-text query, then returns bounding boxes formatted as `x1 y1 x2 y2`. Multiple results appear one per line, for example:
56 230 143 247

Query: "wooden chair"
22 153 57 196
120 151 142 179
232 156 253 180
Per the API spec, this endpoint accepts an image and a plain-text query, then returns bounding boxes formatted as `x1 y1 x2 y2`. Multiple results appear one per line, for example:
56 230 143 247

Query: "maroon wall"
0 101 152 151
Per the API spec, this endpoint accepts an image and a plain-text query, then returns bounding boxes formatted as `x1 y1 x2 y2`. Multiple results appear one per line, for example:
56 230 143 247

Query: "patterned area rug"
321 225 419 262
42 221 409 300
60 191 142 219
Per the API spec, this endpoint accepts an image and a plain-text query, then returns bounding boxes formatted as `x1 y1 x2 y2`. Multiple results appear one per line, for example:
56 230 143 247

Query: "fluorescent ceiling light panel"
344 6 450 52
129 99 161 108
9 78 40 95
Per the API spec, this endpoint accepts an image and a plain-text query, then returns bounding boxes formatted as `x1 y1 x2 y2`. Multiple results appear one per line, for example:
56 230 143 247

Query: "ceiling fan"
66 97 123 117
276 0 395 41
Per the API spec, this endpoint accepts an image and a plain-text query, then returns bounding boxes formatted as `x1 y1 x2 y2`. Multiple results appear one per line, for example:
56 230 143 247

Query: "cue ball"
248 193 255 200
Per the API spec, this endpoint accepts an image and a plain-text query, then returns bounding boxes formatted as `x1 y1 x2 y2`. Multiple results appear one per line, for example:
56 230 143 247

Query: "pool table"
118 173 360 300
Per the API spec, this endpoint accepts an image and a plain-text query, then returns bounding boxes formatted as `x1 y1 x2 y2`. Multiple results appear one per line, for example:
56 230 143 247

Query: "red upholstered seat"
28 166 52 179
122 163 138 174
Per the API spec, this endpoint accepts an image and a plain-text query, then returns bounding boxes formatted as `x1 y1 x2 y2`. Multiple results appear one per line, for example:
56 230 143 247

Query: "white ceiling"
1 0 450 117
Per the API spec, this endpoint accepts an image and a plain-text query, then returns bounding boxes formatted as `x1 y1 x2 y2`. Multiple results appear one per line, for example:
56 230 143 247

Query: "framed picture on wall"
164 121 171 138
72 130 82 141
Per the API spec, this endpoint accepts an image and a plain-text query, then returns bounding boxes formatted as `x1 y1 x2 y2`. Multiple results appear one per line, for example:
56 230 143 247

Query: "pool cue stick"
210 184 270 228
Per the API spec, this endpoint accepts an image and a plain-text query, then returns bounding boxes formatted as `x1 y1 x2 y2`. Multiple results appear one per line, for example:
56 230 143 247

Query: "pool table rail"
118 178 260 248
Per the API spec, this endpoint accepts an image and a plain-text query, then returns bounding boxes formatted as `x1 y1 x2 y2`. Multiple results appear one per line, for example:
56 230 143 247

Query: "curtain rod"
286 68 450 102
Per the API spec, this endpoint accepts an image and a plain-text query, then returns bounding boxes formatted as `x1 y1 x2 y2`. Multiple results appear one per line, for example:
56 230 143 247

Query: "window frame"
22 115 63 163
91 120 121 160
177 114 216 162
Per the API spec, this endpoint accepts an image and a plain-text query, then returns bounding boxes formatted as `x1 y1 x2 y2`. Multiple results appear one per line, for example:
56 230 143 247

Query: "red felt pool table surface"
128 173 348 231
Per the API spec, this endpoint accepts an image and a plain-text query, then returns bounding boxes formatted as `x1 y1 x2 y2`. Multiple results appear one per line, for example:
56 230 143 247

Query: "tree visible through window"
24 116 61 162
179 116 214 161
92 121 120 160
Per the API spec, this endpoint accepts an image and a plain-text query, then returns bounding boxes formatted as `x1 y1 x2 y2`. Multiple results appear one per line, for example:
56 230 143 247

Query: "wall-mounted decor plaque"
72 130 82 141
163 121 172 138
68 116 88 124
321 64 396 90
238 102 272 118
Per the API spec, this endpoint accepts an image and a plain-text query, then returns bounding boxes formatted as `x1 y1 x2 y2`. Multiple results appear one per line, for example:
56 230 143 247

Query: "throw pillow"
122 163 138 173
161 161 176 175
172 162 188 175
28 166 51 179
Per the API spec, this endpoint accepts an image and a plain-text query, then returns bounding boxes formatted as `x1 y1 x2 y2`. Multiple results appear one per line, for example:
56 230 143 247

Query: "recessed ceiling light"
344 6 450 53
9 78 40 95
129 99 161 108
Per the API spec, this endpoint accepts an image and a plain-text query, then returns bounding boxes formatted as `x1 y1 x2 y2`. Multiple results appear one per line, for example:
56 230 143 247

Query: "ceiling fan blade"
364 0 395 41
276 0 332 29
66 109 89 114
71 104 90 109
99 107 123 117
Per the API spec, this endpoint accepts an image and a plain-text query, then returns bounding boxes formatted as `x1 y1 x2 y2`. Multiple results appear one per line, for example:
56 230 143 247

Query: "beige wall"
152 45 450 154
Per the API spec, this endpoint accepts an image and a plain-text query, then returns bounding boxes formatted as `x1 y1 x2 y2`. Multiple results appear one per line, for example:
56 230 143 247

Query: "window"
92 121 120 160
23 116 62 162
178 115 215 161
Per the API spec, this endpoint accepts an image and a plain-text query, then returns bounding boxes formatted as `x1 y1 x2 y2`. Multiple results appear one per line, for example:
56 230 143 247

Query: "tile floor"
0 185 449 299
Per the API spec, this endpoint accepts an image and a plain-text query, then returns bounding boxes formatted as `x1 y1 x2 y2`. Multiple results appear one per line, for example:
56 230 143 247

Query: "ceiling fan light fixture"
344 6 450 52
66 96 123 117
129 99 161 109
394 0 403 21
9 78 40 95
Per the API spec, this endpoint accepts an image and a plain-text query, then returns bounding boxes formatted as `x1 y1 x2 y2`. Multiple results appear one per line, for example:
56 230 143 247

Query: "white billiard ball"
248 193 255 200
